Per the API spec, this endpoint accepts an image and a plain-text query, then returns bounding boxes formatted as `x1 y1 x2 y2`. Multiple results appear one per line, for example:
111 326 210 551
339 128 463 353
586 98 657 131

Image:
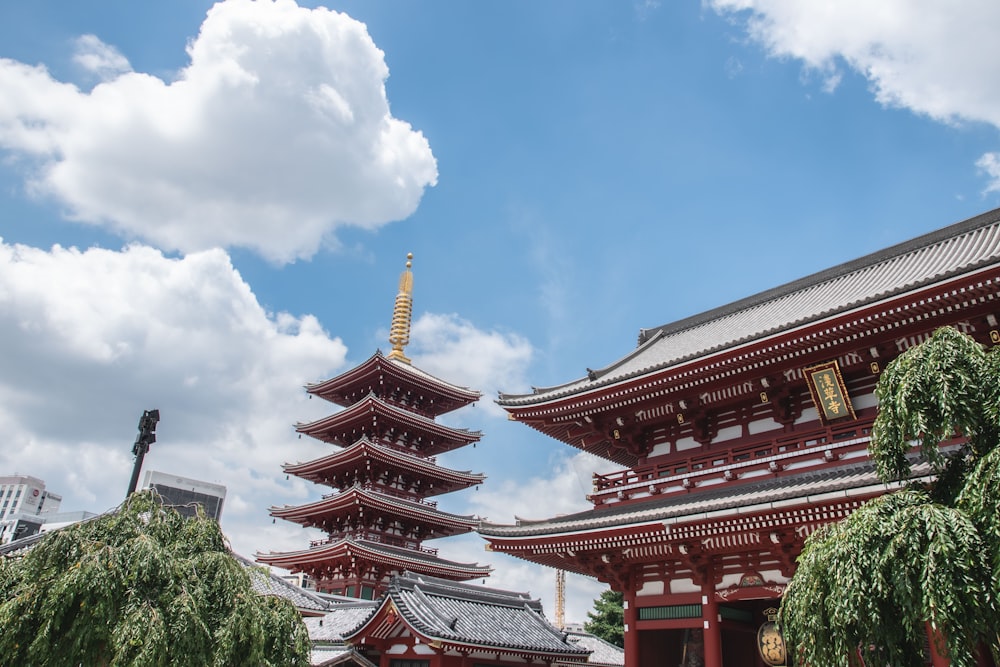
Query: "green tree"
0 490 310 666
780 326 1000 667
585 588 624 647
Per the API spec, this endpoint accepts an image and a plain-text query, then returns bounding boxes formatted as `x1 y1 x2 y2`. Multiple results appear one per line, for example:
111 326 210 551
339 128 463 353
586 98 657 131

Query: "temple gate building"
479 208 1000 667
259 255 491 599
338 573 592 667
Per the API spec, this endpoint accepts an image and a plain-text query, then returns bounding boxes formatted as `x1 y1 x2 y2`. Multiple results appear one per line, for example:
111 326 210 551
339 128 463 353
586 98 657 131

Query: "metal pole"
126 409 160 497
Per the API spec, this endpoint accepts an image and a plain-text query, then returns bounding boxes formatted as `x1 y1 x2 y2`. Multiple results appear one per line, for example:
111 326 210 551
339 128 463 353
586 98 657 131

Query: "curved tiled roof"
305 350 481 414
345 573 590 658
305 602 379 642
283 436 485 493
564 631 625 667
235 552 333 614
269 486 480 534
500 207 1000 406
310 645 377 667
479 456 935 539
296 393 482 451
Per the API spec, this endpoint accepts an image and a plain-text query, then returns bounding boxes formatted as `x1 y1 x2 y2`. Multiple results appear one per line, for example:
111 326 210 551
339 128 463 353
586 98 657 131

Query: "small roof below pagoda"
303 600 380 667
306 351 481 417
235 552 333 616
500 207 1000 407
563 630 625 667
344 572 591 661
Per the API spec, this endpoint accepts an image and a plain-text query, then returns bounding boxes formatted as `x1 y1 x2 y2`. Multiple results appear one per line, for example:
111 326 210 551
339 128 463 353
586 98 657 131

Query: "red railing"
321 483 438 508
591 416 876 497
309 531 439 556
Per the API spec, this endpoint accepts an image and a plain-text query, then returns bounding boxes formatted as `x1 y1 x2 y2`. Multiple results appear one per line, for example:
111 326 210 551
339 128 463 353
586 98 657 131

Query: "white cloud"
709 0 1000 129
0 240 347 557
977 152 1000 194
407 313 535 418
0 0 437 263
469 450 619 524
73 35 131 80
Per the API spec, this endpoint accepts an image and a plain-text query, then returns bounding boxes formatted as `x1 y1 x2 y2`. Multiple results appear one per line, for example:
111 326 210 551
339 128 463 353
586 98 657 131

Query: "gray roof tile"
564 631 625 667
348 573 590 657
236 553 333 613
305 602 379 642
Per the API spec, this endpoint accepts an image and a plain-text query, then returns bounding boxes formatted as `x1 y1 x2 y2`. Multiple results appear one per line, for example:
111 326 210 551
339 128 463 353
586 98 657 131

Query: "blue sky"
1 0 998 622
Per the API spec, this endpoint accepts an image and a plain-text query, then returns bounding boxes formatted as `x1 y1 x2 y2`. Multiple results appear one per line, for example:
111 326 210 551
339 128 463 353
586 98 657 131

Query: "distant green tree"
585 588 624 647
0 490 310 666
780 326 1000 667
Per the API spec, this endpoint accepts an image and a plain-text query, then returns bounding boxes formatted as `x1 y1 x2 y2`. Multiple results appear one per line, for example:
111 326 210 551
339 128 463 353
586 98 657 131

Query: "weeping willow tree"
0 490 310 666
781 326 1000 667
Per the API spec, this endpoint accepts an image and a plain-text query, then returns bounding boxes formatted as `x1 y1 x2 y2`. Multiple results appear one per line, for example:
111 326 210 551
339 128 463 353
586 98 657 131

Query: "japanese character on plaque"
803 360 856 424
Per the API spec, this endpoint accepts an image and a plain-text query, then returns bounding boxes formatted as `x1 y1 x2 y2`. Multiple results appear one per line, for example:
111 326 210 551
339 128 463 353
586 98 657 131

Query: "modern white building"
0 474 61 519
0 474 63 544
141 470 227 521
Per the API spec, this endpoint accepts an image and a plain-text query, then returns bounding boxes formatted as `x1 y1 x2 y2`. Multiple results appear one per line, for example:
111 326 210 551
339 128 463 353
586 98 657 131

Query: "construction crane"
555 569 566 629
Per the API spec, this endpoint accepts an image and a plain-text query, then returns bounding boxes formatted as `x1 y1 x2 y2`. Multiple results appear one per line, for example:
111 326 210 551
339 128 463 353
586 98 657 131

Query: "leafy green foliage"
0 491 310 666
870 326 990 480
584 589 624 647
781 327 1000 667
958 447 1000 581
782 489 995 667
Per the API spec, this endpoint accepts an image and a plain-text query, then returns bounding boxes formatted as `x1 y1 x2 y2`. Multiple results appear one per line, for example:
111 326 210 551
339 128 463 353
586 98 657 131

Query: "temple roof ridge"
498 330 667 400
637 206 1000 345
498 206 1000 406
397 571 541 609
305 349 481 405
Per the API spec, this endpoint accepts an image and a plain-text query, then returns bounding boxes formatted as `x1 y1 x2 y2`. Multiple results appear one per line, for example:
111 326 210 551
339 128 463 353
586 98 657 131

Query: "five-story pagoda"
258 255 492 599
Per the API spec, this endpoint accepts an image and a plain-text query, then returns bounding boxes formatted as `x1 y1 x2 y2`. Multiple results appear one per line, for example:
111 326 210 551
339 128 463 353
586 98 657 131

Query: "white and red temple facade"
260 256 491 598
480 209 1000 667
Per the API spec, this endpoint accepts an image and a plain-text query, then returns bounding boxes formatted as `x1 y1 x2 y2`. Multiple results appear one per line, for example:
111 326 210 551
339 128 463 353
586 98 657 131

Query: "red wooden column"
702 562 723 667
925 622 950 667
623 588 639 667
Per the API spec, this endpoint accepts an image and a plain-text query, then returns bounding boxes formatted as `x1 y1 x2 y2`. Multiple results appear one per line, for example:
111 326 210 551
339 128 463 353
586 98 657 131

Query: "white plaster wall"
675 437 699 452
712 425 742 443
637 580 665 596
748 417 782 435
795 406 818 425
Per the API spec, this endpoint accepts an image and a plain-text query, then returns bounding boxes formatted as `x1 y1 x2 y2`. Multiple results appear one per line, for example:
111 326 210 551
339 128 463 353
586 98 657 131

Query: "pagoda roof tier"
306 351 481 417
270 486 480 537
282 437 485 496
256 536 492 581
498 208 1000 465
343 573 590 662
296 394 482 455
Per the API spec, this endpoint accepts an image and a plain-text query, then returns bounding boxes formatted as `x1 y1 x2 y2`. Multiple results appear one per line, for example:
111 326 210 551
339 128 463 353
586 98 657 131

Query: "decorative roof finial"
387 253 414 363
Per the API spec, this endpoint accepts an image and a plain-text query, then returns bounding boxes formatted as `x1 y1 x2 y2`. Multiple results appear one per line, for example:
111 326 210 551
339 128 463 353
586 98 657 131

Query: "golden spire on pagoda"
387 253 414 364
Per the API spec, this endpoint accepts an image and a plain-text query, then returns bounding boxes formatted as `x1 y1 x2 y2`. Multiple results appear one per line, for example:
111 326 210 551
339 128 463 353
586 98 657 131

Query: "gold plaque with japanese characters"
804 360 856 423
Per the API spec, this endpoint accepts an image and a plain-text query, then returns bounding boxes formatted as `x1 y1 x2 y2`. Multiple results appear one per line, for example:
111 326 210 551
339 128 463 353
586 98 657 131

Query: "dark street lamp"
126 409 160 497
